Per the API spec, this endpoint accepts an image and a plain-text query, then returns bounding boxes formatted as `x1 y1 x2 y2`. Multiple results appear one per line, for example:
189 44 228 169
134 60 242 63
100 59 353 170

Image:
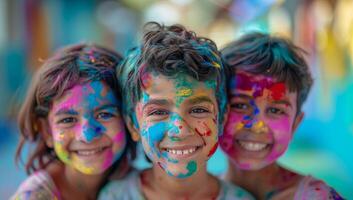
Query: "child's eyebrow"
54 108 78 116
95 104 119 112
143 99 171 109
271 100 293 109
232 93 252 99
186 96 214 105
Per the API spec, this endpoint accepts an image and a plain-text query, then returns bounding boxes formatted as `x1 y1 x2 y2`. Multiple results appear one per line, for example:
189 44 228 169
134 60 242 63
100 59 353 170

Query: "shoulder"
11 170 60 200
218 179 255 200
98 170 144 200
294 175 345 200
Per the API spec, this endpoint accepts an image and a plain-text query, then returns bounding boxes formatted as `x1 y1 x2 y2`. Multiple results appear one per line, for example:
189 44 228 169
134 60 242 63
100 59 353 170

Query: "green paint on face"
174 74 195 107
176 160 197 178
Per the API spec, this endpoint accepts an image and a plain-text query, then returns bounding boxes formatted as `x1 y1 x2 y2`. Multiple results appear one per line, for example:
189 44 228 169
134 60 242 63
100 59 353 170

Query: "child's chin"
232 159 270 171
74 163 110 175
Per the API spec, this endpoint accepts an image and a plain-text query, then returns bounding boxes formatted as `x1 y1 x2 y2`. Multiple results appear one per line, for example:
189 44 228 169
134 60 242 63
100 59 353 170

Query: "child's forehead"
230 71 298 100
54 81 115 104
143 71 216 89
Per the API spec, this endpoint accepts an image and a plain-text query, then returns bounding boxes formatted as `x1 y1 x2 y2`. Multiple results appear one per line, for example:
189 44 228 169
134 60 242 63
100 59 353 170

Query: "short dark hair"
221 32 313 113
16 43 136 174
118 22 227 128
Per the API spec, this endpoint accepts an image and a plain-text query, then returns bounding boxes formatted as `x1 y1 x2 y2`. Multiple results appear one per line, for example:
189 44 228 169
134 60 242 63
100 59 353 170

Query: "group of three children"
12 22 343 199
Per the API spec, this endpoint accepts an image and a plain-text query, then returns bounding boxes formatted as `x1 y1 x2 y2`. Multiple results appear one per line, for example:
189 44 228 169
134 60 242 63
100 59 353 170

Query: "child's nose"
77 119 104 143
250 120 269 134
167 114 193 139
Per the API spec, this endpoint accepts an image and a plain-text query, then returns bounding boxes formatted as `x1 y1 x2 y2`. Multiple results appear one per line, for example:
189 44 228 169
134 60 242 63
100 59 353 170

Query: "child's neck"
141 165 219 200
226 161 302 200
49 161 107 200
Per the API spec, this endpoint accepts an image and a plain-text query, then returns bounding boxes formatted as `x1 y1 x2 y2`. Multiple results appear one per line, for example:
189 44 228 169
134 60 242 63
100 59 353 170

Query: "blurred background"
1 0 353 198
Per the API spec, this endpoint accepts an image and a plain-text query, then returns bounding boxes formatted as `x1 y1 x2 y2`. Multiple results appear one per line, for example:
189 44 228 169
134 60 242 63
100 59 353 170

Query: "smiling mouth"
161 146 202 157
237 140 271 152
73 146 110 156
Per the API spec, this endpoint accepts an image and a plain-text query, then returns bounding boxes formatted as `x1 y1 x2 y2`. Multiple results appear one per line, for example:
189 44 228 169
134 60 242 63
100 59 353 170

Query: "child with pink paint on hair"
12 44 136 200
219 32 344 200
98 22 255 200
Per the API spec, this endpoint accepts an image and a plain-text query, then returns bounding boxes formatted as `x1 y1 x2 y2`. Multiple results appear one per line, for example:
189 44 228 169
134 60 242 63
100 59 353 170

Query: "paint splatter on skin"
176 161 197 178
135 73 219 178
220 71 299 170
48 81 127 175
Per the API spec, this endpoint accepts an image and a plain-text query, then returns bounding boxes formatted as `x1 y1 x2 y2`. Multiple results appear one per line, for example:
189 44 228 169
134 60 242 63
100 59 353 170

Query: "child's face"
220 71 302 170
133 72 219 178
48 81 127 175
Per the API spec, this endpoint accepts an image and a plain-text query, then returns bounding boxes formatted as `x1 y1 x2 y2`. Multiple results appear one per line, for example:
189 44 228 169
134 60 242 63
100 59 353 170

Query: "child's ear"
124 115 140 142
37 118 54 148
292 111 304 134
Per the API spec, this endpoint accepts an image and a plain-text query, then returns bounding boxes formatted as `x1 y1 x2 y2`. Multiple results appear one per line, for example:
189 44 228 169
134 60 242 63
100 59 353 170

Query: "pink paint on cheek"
224 112 244 137
264 117 292 162
220 112 244 161
102 150 114 170
113 131 125 144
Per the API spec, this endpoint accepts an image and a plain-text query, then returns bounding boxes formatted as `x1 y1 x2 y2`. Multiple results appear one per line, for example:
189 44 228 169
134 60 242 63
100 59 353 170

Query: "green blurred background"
1 0 352 199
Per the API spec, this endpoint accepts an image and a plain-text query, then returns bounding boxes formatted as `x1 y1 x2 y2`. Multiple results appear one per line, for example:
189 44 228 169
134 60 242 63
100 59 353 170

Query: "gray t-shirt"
98 170 255 200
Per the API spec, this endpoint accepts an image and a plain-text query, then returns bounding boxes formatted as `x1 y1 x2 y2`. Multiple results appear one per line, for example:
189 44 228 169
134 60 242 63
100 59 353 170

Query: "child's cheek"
265 118 292 161
223 112 244 138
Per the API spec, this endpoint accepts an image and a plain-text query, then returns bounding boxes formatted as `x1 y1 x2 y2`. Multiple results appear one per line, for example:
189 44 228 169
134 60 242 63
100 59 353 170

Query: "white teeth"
166 147 197 155
238 141 268 151
76 148 104 156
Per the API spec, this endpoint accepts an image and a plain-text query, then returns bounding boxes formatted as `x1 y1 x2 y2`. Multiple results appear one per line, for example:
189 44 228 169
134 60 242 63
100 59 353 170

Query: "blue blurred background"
1 0 353 199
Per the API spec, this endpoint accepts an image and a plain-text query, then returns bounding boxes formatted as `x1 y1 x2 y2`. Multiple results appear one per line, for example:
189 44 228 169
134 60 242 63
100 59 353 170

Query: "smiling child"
98 22 254 200
220 32 344 200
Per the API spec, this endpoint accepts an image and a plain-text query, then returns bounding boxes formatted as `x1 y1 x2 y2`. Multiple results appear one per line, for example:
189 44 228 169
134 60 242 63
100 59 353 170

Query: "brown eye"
58 117 77 124
190 108 209 114
97 112 115 120
148 109 169 116
267 107 285 115
231 103 248 110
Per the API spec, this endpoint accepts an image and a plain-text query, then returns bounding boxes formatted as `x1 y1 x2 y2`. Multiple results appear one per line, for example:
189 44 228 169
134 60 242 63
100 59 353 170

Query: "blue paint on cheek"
144 122 168 158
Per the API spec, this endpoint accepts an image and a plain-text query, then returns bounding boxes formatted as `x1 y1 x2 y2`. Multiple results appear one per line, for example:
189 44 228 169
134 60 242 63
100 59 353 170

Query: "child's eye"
267 107 285 115
231 103 249 110
190 107 210 118
57 117 77 124
97 112 115 120
148 110 169 116
190 108 209 114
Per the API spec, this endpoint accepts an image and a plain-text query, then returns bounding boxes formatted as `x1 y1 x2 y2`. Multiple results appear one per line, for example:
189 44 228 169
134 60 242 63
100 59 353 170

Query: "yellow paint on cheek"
176 87 192 97
72 155 95 174
54 142 70 164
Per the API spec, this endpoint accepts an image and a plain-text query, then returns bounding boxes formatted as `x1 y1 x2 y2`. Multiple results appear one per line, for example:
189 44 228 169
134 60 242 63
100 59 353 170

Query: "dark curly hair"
118 22 228 130
221 32 313 113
